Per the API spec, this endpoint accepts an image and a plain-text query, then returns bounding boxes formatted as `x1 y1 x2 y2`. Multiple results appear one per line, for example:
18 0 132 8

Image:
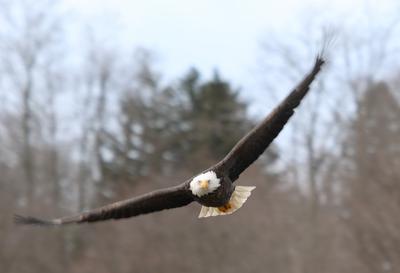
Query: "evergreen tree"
343 81 400 272
102 66 277 186
178 69 250 166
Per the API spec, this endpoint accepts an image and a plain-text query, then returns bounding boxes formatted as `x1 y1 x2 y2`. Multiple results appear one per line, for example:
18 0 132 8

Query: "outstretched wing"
15 183 193 226
215 56 325 181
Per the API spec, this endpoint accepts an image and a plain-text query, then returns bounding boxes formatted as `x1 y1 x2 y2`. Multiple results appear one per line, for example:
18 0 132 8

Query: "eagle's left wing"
215 56 325 182
15 182 193 226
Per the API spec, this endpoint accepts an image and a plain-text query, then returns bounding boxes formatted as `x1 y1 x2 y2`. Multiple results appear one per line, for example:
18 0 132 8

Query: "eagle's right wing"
15 182 193 226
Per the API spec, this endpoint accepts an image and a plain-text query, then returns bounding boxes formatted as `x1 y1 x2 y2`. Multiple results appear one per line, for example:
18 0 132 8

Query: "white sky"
58 0 398 113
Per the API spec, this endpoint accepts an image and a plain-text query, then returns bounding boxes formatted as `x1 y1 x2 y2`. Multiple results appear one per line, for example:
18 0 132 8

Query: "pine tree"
178 69 250 165
344 81 400 272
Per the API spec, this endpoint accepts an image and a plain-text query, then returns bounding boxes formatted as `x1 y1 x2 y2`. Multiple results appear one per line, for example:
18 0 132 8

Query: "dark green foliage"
178 68 250 164
347 82 400 169
101 66 266 185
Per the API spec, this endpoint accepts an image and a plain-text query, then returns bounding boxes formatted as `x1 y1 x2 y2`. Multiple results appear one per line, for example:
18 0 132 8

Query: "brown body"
194 174 234 207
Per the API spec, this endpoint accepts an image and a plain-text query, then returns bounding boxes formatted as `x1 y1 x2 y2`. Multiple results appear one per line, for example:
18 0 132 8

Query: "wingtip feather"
316 54 325 65
313 54 325 73
14 214 57 227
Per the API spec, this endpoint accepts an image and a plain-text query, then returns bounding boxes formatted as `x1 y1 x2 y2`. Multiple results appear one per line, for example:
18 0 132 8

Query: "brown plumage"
215 56 325 181
14 56 324 226
15 183 193 226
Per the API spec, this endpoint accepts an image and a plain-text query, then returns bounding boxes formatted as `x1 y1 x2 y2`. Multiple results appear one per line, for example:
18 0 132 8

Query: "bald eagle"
14 56 324 226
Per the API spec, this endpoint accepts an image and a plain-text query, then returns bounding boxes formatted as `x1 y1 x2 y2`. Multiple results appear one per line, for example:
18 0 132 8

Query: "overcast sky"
57 0 398 113
60 1 394 66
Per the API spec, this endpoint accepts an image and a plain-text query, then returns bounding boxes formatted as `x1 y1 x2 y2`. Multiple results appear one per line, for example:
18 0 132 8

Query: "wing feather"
215 56 325 181
15 183 193 226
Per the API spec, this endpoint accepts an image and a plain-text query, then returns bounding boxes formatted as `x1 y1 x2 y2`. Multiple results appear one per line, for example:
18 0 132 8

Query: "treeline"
1 1 400 273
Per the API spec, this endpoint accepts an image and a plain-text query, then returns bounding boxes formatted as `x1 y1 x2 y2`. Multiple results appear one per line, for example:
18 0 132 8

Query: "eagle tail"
198 186 256 218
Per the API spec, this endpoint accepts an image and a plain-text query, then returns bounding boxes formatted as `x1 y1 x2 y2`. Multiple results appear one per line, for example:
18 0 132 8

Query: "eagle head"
190 171 220 197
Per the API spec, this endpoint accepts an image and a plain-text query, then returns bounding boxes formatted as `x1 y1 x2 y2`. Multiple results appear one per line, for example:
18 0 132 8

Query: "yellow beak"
200 180 209 189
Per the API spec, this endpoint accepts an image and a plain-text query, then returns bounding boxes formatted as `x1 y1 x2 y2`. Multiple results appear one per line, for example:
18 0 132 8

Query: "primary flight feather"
14 56 324 226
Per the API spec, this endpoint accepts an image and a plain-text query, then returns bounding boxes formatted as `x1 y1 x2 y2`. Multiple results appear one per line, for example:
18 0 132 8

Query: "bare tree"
0 0 61 206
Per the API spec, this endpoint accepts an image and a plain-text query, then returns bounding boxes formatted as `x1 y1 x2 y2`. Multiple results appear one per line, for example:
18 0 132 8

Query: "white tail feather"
198 186 256 218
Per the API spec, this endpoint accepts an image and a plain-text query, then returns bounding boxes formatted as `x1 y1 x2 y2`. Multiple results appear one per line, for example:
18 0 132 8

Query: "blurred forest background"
1 0 400 273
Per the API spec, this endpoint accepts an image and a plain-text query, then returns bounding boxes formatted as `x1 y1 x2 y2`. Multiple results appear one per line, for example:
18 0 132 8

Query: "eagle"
14 56 324 226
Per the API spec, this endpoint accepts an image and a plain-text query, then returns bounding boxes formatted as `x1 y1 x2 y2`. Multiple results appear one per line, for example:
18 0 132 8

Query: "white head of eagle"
190 171 220 197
